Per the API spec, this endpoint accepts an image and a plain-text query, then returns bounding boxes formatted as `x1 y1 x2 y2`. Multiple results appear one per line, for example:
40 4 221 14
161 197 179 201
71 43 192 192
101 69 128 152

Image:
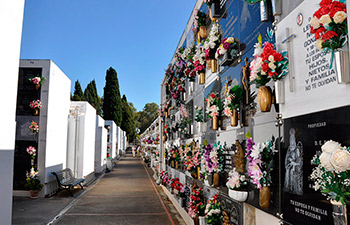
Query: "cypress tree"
121 95 136 142
72 80 85 101
102 67 122 126
84 80 102 115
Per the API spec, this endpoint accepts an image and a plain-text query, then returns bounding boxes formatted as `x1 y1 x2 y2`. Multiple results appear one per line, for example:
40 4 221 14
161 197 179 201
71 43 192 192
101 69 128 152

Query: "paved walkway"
54 153 183 225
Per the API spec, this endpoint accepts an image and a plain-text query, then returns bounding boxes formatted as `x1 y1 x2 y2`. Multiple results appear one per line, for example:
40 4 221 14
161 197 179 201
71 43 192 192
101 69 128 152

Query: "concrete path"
54 153 183 225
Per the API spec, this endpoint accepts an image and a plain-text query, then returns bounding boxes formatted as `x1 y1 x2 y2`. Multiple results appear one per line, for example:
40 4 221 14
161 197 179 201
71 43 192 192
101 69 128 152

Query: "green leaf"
245 131 252 139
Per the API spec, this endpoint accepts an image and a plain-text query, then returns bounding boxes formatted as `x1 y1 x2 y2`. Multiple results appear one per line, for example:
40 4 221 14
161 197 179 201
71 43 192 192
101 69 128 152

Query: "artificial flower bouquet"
205 93 224 120
184 151 201 174
204 23 221 62
26 146 37 159
310 140 350 205
29 76 45 85
193 9 208 39
215 37 243 62
226 168 248 191
223 85 243 116
245 134 276 189
189 187 206 219
29 100 42 109
205 194 223 225
25 168 43 191
311 0 347 52
159 171 169 185
249 31 288 87
193 43 207 74
195 105 204 123
29 121 39 133
203 142 224 174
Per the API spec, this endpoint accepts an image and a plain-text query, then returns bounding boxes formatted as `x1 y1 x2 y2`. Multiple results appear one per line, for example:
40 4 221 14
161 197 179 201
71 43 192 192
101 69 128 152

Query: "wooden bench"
51 168 84 197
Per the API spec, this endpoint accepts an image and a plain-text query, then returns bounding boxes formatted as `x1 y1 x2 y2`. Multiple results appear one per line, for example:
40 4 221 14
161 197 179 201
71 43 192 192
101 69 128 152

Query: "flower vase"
274 80 285 104
200 72 206 84
257 86 273 112
32 108 39 116
199 216 206 225
171 160 175 168
199 26 207 39
213 172 220 188
194 216 199 225
163 135 167 143
175 161 179 170
191 171 198 179
228 189 248 202
35 84 41 90
212 116 218 131
331 200 348 225
259 186 271 210
171 188 174 194
30 190 39 199
211 59 217 73
230 109 238 127
197 166 201 180
207 60 212 70
164 111 168 118
334 47 350 84
208 173 213 186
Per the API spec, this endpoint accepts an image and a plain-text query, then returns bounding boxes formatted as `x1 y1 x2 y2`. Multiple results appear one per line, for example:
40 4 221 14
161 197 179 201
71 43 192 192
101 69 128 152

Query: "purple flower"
223 42 231 50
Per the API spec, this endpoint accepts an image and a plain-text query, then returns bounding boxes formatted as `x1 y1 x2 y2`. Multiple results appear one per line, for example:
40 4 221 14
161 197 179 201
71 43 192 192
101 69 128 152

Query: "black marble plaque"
219 193 243 225
282 106 350 225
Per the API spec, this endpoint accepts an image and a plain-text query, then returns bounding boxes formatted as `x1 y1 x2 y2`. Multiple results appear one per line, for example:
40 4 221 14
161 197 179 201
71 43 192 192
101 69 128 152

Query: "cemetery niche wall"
14 60 71 197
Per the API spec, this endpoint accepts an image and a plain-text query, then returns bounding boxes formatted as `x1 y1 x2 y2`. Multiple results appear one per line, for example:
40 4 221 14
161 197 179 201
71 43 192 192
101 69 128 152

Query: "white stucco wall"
0 1 25 224
67 102 96 179
95 115 107 173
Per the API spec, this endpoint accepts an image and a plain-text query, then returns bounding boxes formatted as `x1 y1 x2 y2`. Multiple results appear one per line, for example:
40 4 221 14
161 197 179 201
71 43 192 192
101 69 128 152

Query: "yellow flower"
316 39 324 50
333 11 347 24
227 37 234 44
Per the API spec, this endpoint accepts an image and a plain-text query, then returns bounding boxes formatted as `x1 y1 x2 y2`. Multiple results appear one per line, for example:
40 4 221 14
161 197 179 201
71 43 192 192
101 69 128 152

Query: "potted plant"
223 85 243 127
311 0 348 83
189 187 206 225
204 23 221 73
205 93 223 131
29 99 42 116
29 76 45 90
205 194 223 225
250 30 288 112
25 168 43 198
226 168 248 202
310 140 350 224
245 132 278 210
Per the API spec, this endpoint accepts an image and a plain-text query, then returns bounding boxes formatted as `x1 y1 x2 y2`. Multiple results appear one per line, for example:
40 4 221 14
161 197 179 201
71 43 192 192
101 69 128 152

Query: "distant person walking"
132 146 136 158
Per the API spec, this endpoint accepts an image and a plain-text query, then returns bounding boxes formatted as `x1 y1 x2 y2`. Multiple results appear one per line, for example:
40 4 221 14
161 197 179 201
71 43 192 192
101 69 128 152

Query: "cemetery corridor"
54 152 181 225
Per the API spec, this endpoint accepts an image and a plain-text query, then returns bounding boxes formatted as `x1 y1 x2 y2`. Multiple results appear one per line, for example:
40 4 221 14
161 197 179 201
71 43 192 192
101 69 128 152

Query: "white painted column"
0 1 25 224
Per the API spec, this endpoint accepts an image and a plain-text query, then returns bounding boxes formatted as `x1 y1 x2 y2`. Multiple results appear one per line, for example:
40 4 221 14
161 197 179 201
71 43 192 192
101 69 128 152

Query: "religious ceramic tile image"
284 128 303 196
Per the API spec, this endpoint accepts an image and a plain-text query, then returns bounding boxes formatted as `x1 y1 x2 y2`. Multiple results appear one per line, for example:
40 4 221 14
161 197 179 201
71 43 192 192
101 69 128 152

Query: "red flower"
320 0 332 7
323 30 338 40
210 93 215 98
273 52 283 62
262 63 269 72
315 27 326 40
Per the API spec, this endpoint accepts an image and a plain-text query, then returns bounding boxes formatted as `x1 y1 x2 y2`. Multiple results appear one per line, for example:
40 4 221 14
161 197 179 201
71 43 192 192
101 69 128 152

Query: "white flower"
268 55 275 62
227 37 234 43
330 149 350 172
322 140 341 154
251 144 261 159
268 62 276 70
333 11 347 24
319 14 332 27
310 17 320 29
253 43 263 57
319 152 334 171
316 39 324 50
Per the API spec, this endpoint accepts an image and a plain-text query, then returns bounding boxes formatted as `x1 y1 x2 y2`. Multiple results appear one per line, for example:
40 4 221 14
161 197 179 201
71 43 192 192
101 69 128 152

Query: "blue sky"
20 0 196 111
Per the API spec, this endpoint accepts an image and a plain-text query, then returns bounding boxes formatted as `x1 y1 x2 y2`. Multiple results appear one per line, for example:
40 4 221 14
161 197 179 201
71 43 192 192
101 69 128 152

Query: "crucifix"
282 27 296 92
241 58 250 104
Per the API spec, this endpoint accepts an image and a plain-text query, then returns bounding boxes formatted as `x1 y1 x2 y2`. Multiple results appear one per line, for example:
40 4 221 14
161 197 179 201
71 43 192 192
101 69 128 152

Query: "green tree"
137 102 159 134
120 95 136 142
84 80 102 115
72 80 85 101
102 67 122 126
